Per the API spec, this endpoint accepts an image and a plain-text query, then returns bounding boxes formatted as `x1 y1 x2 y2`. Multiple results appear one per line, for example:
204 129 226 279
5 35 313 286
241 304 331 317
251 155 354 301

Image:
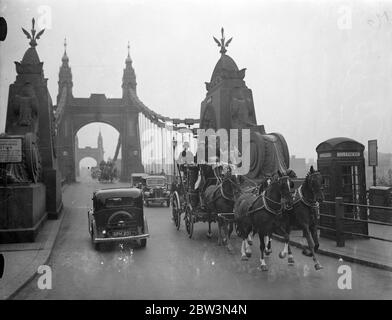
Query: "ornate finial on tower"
22 18 45 48
213 27 232 55
126 41 132 63
64 37 67 54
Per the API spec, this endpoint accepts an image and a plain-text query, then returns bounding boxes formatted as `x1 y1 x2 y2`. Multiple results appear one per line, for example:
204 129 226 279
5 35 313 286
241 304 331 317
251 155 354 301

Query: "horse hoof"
241 255 248 261
206 233 212 239
227 245 234 253
315 263 323 271
246 252 252 258
278 251 287 259
260 265 268 272
288 257 295 265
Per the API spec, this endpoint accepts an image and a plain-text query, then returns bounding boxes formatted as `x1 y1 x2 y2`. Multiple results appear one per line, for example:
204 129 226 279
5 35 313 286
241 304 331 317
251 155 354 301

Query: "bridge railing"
319 197 392 247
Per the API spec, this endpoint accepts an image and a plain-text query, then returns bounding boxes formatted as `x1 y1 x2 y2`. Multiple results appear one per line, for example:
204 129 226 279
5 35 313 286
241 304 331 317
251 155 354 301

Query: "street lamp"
172 137 177 179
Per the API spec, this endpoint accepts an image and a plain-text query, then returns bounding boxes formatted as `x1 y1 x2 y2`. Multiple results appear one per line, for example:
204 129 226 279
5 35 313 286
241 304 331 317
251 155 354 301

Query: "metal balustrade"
320 197 392 247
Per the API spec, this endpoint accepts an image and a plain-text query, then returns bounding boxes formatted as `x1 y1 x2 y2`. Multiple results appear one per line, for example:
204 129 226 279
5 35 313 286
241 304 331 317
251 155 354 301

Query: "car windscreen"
146 178 165 186
105 197 136 207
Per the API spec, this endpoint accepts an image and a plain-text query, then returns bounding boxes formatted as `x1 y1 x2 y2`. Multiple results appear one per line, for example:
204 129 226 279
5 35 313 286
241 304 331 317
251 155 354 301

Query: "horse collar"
262 191 282 216
298 185 318 208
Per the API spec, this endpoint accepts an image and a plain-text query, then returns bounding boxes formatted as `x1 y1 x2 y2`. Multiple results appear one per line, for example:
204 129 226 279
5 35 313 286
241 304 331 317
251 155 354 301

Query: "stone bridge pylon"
0 19 63 243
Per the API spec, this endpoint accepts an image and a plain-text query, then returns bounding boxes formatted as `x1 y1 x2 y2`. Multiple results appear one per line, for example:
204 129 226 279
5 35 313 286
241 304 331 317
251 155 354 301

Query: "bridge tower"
56 41 143 182
120 42 144 179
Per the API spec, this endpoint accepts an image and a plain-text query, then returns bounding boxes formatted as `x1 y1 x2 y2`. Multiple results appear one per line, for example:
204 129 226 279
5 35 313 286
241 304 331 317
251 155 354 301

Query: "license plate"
112 230 132 237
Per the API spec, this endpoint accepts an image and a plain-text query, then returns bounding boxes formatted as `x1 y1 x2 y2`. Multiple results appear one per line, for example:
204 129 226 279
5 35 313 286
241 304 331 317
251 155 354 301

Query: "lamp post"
172 137 177 181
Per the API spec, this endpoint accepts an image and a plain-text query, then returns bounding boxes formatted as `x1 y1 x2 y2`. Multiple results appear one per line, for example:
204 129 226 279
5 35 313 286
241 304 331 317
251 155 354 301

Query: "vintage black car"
88 188 149 250
143 175 170 207
130 173 148 189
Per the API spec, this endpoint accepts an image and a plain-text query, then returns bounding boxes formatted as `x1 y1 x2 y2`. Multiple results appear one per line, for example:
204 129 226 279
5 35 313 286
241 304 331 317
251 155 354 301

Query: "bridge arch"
74 122 120 178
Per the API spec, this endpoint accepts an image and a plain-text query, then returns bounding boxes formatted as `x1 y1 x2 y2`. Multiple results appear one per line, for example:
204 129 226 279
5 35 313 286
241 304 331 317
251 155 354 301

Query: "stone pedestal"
0 183 46 243
43 169 63 219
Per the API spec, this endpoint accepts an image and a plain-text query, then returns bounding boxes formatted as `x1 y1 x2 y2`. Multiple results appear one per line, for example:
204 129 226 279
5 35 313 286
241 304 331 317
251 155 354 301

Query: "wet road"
14 179 392 299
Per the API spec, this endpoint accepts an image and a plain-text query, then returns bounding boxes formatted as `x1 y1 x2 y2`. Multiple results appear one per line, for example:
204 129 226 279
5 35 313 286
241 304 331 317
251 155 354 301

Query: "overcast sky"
1 0 392 163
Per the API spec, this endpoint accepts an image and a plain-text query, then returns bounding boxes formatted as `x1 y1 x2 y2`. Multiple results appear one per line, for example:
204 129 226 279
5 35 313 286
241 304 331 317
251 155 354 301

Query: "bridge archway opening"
75 122 121 180
78 157 98 181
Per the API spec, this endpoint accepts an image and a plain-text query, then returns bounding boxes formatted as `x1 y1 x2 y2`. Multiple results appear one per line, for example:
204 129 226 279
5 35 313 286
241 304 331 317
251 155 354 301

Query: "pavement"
1 178 392 299
0 184 67 300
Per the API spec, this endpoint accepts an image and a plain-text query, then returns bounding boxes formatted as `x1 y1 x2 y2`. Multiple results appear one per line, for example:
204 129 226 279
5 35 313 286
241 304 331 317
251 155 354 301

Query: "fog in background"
1 0 392 161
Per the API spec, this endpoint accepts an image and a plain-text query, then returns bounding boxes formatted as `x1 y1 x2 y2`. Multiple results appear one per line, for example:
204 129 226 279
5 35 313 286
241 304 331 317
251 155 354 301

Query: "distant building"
290 155 307 178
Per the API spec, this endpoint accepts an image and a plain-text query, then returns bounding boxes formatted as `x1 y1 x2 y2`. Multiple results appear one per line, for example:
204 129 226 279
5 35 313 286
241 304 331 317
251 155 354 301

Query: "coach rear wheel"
172 192 181 230
185 205 194 238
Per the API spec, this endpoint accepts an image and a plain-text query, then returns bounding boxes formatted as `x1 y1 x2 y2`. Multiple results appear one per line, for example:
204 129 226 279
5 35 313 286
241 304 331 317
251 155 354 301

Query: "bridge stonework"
55 43 144 182
0 19 62 243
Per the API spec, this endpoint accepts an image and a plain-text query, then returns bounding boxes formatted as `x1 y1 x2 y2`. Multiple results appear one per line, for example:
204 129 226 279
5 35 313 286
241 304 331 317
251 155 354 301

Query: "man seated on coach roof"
177 141 194 165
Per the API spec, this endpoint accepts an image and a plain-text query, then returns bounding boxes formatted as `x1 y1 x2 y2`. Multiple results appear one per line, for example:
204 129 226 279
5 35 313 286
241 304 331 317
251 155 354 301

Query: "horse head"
306 166 324 203
271 170 293 210
221 169 243 200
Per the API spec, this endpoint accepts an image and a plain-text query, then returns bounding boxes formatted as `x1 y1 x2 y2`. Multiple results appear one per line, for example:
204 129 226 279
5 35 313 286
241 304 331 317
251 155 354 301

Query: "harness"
291 185 319 210
247 191 284 217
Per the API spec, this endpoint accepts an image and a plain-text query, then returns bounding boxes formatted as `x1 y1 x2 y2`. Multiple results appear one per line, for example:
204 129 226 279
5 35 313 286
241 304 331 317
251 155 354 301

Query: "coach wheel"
172 192 181 230
185 205 194 238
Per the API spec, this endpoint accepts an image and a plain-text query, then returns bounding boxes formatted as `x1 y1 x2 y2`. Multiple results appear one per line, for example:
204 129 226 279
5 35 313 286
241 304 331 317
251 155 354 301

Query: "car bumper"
145 197 169 201
94 233 150 243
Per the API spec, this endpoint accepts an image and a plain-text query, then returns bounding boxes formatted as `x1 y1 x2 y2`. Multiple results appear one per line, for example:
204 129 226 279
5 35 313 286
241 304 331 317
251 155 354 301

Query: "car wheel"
140 239 147 248
94 242 101 251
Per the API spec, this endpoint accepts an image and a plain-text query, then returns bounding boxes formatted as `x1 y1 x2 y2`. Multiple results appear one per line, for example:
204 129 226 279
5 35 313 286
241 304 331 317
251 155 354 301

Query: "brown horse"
280 166 325 270
203 166 242 251
234 171 293 271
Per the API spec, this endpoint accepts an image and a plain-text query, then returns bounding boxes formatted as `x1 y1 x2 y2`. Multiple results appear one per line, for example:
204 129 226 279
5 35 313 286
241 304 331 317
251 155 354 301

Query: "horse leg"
228 221 233 239
244 224 252 258
258 233 268 271
285 223 295 265
241 239 249 261
207 221 212 239
245 239 252 258
303 226 323 270
247 232 253 246
310 223 320 252
223 220 234 253
265 233 272 255
217 218 223 246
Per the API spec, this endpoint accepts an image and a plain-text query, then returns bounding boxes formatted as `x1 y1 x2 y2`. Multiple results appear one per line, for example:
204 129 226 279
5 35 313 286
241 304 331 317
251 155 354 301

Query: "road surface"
14 178 392 299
